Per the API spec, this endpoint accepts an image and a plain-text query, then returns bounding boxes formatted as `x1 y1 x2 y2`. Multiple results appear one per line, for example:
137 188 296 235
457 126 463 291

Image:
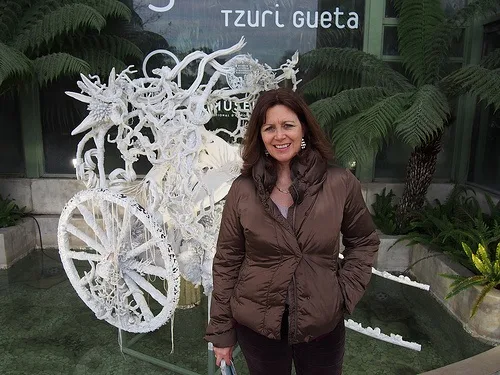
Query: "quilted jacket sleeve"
204 180 245 348
338 169 379 314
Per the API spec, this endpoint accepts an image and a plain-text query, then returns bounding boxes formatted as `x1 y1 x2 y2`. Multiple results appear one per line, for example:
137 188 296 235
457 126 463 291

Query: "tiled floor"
0 250 492 375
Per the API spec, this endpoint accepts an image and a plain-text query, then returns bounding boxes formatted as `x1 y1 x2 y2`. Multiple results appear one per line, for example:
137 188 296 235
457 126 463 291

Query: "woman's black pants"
235 309 345 375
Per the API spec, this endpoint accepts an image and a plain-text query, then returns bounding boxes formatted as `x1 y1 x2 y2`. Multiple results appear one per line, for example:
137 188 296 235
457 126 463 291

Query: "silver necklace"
275 185 290 194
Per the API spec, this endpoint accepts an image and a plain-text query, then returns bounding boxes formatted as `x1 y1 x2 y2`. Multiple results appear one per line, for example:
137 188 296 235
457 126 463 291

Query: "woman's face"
260 104 304 166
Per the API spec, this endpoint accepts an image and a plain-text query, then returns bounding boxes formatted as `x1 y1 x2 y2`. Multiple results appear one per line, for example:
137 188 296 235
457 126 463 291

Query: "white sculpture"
58 37 300 333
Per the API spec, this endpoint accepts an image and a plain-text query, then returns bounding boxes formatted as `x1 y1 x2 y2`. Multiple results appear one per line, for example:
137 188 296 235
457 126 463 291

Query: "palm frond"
481 48 500 69
397 0 445 86
309 87 393 127
79 0 132 21
333 92 411 164
0 0 27 43
78 49 127 77
13 4 106 53
0 42 33 88
393 84 451 147
300 71 361 99
33 52 90 86
76 34 143 62
441 65 500 111
299 48 413 92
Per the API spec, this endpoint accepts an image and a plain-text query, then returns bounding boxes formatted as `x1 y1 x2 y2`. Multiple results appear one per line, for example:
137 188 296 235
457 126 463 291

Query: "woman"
205 88 379 374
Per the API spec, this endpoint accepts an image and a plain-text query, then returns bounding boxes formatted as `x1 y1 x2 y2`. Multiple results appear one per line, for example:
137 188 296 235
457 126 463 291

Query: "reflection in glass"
385 0 397 18
441 0 467 17
0 93 24 175
467 20 500 191
383 26 399 56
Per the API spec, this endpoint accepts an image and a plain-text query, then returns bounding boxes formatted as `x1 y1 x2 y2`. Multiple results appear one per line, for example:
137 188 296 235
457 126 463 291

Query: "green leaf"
462 242 473 259
299 48 413 92
441 65 500 111
33 53 90 86
393 84 451 147
444 275 485 299
332 92 411 165
477 243 492 272
13 4 106 52
470 282 496 318
76 34 143 62
79 0 131 21
78 49 127 77
471 252 489 275
397 0 445 86
309 87 392 127
0 42 33 88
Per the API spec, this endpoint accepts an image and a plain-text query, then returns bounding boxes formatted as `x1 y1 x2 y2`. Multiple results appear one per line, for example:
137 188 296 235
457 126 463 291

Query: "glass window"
42 0 366 174
0 93 25 175
385 0 398 18
383 26 399 56
467 20 500 191
375 127 454 180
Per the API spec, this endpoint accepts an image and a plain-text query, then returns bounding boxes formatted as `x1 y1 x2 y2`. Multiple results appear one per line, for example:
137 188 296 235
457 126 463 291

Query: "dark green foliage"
300 0 500 228
0 0 152 93
371 188 398 235
0 195 27 228
399 185 500 271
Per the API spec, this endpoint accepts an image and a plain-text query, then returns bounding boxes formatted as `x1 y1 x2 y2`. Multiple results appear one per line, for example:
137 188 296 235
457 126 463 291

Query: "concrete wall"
0 177 497 250
0 177 460 248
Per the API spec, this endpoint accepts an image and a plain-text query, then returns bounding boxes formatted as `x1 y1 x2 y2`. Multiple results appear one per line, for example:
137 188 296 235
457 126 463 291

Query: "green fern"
332 92 411 164
299 48 412 91
77 35 143 62
78 49 127 77
393 84 451 147
397 0 445 86
33 53 90 86
13 4 106 53
0 42 33 86
301 0 499 227
309 87 393 127
441 65 500 111
371 188 398 234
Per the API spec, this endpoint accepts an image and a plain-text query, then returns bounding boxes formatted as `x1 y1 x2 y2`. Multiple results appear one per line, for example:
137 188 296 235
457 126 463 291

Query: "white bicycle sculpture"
58 37 429 353
57 37 301 334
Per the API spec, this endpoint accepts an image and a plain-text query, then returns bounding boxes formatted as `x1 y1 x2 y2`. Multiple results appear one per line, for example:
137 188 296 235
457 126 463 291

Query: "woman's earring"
301 138 306 150
264 149 269 156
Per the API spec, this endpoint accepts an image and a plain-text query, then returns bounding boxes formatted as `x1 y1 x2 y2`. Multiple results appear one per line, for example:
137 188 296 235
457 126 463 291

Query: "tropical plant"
299 0 500 230
399 185 500 270
371 188 398 235
0 0 146 94
441 241 500 317
0 195 27 228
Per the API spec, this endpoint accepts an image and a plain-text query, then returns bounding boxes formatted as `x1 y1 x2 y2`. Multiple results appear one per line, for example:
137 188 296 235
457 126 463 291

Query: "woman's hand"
213 346 233 367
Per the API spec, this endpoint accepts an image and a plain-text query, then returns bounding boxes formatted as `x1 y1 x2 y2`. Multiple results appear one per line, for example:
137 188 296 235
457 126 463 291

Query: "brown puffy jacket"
205 153 379 348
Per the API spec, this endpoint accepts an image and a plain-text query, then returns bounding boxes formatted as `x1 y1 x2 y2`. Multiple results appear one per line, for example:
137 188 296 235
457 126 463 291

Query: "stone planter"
0 218 37 269
410 244 500 344
373 232 412 272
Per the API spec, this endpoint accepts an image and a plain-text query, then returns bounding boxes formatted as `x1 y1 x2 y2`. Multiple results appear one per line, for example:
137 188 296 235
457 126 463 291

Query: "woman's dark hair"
241 88 334 177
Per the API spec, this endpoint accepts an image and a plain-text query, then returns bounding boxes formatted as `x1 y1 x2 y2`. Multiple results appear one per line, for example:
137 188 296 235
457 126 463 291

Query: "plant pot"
410 244 500 344
177 277 201 309
0 218 37 269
